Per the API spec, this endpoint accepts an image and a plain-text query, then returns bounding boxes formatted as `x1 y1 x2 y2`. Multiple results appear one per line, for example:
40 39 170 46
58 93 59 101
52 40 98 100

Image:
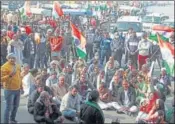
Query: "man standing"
138 32 151 70
126 31 139 69
1 53 22 123
93 29 103 57
100 32 112 65
85 27 95 61
110 32 124 67
23 33 36 68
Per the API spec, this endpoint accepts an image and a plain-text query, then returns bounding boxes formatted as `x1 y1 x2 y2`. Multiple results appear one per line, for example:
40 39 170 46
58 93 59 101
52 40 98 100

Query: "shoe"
9 120 18 124
73 117 79 123
116 110 124 114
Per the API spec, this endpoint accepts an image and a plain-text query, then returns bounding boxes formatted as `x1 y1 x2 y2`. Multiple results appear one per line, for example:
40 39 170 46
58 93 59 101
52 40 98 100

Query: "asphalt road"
0 3 174 124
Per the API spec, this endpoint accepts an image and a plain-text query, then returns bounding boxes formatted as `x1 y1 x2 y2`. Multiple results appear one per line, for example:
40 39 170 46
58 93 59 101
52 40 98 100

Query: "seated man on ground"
109 71 122 102
116 79 138 115
74 73 95 103
46 70 58 88
51 74 68 107
159 68 172 95
28 82 46 114
34 91 62 124
97 83 113 110
29 74 53 97
60 85 80 123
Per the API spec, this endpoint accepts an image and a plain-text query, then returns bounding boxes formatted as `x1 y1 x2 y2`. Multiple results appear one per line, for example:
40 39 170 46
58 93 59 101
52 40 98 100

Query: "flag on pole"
20 1 32 20
53 1 64 18
70 22 87 59
157 34 174 77
152 25 174 32
148 25 174 43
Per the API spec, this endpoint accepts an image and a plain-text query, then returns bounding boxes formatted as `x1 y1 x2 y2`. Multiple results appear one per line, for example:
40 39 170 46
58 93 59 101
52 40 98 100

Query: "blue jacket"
100 38 112 51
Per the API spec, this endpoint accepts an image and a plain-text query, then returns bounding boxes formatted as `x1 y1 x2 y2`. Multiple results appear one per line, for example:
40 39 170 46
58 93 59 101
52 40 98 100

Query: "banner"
49 36 63 52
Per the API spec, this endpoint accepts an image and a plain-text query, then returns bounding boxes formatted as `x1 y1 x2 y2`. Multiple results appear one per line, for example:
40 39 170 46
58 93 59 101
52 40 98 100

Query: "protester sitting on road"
46 70 58 87
41 68 50 85
80 90 105 124
135 74 148 105
90 66 100 88
28 82 45 114
116 79 138 115
97 70 105 89
47 60 60 76
169 99 174 123
60 85 80 123
136 91 160 122
152 78 166 102
51 74 68 107
104 57 117 88
64 64 73 85
74 73 94 102
22 68 38 97
20 63 30 78
137 99 165 124
159 68 172 95
97 83 113 110
29 75 53 96
127 68 138 89
33 91 62 124
109 71 122 102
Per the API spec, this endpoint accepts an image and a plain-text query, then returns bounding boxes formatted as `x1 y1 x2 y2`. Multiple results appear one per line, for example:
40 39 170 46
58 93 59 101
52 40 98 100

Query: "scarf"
85 101 104 122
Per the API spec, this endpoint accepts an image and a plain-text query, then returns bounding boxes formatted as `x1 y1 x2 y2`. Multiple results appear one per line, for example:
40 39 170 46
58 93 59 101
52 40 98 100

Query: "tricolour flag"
70 22 87 59
53 1 64 18
148 25 174 43
157 34 174 77
152 25 174 32
20 1 32 20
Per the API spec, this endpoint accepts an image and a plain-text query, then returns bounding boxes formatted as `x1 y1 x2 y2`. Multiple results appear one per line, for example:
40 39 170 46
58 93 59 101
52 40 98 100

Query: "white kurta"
22 73 35 96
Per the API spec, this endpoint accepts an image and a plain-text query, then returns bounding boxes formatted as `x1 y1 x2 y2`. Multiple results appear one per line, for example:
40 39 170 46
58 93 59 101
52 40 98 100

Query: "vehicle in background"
118 5 141 16
162 18 174 28
100 16 143 39
142 13 169 31
113 16 143 37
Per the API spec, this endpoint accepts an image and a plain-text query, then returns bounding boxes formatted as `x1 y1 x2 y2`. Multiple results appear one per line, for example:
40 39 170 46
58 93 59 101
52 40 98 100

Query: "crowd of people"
1 6 174 124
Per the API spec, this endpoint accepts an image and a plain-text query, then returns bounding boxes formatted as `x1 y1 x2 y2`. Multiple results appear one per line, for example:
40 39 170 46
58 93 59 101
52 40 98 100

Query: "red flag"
152 25 174 32
49 36 63 52
53 1 64 17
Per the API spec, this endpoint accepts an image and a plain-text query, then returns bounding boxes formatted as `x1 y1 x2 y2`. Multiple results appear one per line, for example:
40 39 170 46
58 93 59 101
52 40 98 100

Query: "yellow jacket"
1 62 22 90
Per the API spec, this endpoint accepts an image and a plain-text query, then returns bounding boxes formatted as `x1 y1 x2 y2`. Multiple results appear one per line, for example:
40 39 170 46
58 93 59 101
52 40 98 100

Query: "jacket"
60 92 80 112
80 103 104 124
117 87 136 107
1 62 22 90
34 101 61 124
110 37 124 52
74 79 95 97
100 38 112 51
23 37 36 58
27 90 40 114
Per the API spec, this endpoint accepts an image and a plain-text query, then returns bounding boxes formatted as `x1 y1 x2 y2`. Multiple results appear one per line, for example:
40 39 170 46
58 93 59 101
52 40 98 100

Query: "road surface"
1 3 174 124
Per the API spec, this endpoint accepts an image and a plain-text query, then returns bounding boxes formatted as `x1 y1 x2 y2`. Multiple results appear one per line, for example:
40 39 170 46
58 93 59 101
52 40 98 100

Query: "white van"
110 16 143 38
162 18 174 28
142 13 169 31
